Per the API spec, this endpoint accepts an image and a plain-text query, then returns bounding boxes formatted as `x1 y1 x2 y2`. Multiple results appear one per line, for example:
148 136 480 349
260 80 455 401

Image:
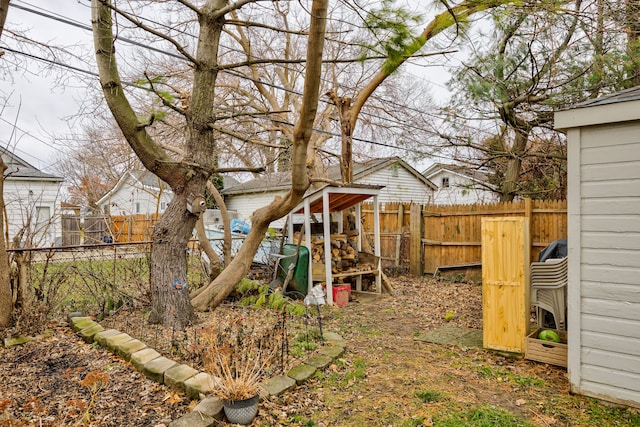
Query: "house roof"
1 147 63 181
222 157 436 195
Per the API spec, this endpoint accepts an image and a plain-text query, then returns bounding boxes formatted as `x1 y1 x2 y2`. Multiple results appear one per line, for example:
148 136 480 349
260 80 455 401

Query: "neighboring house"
97 170 173 216
221 157 436 229
555 86 640 408
422 163 499 205
1 148 64 247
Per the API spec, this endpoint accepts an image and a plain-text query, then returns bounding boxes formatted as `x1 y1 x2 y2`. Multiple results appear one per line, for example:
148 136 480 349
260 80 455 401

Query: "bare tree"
56 124 138 211
325 0 530 183
0 0 12 329
92 0 329 326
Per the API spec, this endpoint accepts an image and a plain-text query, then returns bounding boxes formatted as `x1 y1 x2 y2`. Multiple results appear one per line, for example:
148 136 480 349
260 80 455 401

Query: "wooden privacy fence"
61 215 111 245
362 199 567 276
110 214 159 243
64 200 566 273
61 214 154 244
361 202 411 272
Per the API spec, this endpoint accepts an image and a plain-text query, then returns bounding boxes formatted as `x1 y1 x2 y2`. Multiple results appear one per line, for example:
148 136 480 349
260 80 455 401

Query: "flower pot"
223 395 259 425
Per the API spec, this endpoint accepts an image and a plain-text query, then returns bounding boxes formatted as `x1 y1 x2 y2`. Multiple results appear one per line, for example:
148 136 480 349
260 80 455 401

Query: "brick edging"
67 312 346 426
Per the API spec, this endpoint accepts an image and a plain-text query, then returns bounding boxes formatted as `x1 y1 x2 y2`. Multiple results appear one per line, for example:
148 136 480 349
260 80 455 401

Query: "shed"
555 86 640 408
285 184 383 305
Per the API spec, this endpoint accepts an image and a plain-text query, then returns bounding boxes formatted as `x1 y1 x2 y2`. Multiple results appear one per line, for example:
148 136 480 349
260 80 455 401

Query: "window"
441 177 450 188
135 202 141 213
35 206 51 230
160 201 167 211
33 206 51 244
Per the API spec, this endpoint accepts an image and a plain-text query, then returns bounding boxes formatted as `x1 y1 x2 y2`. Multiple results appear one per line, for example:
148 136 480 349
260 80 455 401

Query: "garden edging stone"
67 312 346 426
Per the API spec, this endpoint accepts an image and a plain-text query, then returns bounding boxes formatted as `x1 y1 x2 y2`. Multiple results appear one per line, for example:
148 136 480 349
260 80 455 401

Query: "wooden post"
409 203 423 276
524 197 533 262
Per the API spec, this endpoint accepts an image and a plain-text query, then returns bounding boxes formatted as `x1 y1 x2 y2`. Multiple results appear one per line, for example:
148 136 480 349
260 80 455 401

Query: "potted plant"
203 312 282 425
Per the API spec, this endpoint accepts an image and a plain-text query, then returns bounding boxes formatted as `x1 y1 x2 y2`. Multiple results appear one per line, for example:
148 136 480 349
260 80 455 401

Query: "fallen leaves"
0 329 192 426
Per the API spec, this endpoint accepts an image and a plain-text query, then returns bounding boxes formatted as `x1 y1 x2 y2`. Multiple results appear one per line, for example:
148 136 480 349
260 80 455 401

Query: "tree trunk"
195 215 221 281
207 180 232 266
500 129 529 201
92 0 224 327
326 91 353 183
147 193 196 327
0 157 12 328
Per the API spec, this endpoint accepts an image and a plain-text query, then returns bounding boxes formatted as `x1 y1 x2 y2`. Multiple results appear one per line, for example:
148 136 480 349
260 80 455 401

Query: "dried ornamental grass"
203 311 284 402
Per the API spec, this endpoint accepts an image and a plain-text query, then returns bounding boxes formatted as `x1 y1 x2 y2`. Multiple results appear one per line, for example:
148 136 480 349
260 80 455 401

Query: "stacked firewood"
309 233 361 274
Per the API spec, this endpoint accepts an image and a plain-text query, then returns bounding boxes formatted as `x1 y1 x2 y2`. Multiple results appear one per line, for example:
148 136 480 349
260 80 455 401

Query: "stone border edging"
67 313 346 427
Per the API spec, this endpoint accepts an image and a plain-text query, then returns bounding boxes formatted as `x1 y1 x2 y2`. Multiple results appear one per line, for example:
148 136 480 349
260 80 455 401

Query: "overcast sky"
1 0 96 172
1 0 455 174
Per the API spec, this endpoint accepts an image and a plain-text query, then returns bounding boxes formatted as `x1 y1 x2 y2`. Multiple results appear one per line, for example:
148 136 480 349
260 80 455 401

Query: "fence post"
409 203 423 276
524 197 532 262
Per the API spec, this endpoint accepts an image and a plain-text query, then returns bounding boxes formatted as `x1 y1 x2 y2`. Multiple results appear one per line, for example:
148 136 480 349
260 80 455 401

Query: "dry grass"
202 310 285 401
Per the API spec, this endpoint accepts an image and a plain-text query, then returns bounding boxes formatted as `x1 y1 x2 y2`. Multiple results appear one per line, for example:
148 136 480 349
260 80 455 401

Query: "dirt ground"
1 276 639 426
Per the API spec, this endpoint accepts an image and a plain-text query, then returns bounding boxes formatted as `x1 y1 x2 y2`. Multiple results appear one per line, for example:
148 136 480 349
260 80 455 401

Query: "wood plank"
409 204 422 275
582 232 640 250
582 265 640 286
582 282 640 304
582 215 640 233
582 248 640 268
577 381 640 408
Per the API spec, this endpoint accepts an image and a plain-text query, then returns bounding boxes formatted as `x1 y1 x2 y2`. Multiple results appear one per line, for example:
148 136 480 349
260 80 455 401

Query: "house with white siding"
97 170 173 216
555 85 640 408
2 148 64 247
221 157 436 229
422 163 499 205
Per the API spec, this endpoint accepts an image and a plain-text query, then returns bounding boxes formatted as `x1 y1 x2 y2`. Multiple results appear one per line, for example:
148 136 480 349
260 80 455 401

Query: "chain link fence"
9 242 210 320
6 242 326 373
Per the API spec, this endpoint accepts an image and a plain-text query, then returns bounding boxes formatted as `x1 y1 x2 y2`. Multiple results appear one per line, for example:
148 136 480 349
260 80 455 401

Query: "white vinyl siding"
354 167 432 204
3 178 62 247
223 162 435 230
426 169 498 205
224 191 288 230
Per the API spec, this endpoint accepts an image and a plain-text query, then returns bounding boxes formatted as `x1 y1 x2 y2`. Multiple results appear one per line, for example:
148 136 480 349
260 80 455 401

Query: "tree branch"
210 125 284 148
212 0 262 19
143 71 186 116
96 0 198 64
92 0 180 185
352 0 518 128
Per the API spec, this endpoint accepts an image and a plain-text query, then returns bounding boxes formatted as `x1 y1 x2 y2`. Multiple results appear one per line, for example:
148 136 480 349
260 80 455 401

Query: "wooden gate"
481 217 530 353
84 215 111 244
61 215 81 246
